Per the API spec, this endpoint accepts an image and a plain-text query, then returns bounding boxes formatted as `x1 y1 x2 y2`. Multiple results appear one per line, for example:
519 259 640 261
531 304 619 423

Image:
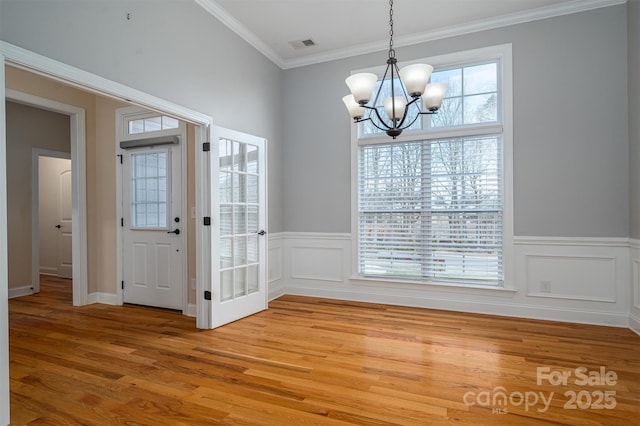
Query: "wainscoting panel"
270 233 632 327
525 255 617 302
290 246 344 282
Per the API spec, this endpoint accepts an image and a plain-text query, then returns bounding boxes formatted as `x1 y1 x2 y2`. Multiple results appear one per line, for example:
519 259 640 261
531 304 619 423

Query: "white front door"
122 145 184 309
208 126 268 328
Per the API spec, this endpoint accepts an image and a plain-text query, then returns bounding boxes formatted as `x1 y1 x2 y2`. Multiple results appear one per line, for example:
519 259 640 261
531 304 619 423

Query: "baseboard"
87 292 119 305
39 267 58 276
282 285 630 327
8 285 33 299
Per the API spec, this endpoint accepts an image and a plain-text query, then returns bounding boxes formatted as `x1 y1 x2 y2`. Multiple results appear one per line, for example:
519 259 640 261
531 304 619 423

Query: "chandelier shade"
342 95 365 120
383 96 407 122
345 73 379 105
423 82 448 111
398 63 433 97
342 0 448 139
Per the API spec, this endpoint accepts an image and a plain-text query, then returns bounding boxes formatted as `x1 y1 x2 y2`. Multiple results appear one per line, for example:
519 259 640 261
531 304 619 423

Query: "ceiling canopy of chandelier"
342 0 448 139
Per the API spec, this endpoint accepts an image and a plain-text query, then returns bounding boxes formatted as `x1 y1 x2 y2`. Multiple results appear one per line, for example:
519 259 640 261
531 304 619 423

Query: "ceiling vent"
288 38 316 50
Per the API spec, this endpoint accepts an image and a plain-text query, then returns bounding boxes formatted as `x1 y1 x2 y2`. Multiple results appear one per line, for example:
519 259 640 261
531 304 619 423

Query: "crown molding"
196 0 627 70
194 0 285 68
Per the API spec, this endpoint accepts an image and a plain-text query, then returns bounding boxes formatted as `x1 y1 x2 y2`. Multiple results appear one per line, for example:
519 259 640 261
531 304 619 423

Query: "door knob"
55 224 61 229
167 229 180 235
257 230 266 236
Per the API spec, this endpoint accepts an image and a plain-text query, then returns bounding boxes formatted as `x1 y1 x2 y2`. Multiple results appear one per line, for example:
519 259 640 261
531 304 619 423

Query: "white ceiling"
195 0 625 69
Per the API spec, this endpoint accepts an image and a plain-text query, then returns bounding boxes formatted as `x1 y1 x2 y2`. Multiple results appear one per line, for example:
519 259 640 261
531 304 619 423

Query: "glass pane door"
219 138 260 302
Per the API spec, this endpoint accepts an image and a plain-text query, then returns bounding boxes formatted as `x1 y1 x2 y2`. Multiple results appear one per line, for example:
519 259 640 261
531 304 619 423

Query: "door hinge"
204 290 212 301
203 217 211 226
202 142 210 152
121 218 124 227
121 281 124 290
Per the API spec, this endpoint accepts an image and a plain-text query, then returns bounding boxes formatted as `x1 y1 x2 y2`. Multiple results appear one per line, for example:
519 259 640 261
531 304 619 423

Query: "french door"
207 126 267 328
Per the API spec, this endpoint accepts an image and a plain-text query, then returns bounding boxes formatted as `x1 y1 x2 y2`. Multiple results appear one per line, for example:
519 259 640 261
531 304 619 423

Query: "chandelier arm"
371 63 392 109
398 110 422 131
394 99 411 129
405 96 421 109
353 115 392 133
371 106 393 131
367 118 393 133
389 64 397 121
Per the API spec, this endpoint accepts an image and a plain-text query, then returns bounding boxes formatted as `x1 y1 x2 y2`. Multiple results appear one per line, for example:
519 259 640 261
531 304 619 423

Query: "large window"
355 45 511 287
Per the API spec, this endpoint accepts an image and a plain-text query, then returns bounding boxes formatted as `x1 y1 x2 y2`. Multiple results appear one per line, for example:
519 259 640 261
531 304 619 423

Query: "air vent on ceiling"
289 38 317 50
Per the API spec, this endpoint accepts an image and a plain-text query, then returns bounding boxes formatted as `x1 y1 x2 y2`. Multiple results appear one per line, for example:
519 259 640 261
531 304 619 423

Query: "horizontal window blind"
358 135 503 285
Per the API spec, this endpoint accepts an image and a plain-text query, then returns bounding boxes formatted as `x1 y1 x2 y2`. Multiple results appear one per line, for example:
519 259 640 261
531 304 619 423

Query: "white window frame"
126 112 180 136
349 44 514 290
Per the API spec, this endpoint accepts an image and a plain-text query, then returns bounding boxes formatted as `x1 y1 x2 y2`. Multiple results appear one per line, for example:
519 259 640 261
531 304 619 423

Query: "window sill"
349 275 517 293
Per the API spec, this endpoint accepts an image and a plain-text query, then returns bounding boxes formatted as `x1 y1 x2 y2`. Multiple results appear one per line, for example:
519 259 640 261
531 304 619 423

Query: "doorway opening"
116 107 188 313
6 89 87 306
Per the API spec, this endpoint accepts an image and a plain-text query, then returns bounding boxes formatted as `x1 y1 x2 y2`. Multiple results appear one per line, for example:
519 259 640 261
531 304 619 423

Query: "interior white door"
122 145 184 310
57 166 73 279
209 126 268 328
38 156 72 279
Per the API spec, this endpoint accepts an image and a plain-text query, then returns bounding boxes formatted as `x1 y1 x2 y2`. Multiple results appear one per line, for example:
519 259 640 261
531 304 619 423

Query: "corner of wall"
628 239 640 334
267 232 285 301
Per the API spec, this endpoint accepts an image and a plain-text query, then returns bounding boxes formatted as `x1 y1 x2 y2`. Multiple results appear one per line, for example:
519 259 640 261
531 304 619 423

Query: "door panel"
209 126 267 328
58 168 73 279
38 156 72 279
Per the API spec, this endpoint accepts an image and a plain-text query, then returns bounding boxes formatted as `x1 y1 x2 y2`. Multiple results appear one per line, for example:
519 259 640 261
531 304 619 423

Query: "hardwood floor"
8 276 640 425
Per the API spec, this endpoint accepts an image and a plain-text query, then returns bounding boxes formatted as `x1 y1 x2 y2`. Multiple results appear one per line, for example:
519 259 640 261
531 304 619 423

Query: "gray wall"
5 101 70 288
283 5 629 237
0 0 284 232
629 0 640 239
0 1 632 238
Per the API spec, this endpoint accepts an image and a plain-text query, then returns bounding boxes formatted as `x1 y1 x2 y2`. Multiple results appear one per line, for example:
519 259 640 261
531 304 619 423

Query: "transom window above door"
127 115 179 135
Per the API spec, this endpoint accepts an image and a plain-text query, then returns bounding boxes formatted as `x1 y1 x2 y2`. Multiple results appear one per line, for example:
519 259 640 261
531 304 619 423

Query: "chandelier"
342 0 448 139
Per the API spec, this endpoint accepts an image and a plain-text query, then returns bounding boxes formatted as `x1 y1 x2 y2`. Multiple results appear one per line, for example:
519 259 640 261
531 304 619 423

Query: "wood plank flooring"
8 276 640 425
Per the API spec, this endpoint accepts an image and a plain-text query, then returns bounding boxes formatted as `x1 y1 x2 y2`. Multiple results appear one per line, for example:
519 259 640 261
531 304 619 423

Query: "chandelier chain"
388 0 395 58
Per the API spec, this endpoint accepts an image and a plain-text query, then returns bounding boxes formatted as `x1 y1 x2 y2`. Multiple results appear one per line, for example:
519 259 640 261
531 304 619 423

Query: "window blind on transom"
358 135 503 285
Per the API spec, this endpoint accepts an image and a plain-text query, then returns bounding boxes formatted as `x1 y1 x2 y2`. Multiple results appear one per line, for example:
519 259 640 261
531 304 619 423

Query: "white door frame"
115 107 188 313
7 90 88 307
31 148 72 293
1 40 214 423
